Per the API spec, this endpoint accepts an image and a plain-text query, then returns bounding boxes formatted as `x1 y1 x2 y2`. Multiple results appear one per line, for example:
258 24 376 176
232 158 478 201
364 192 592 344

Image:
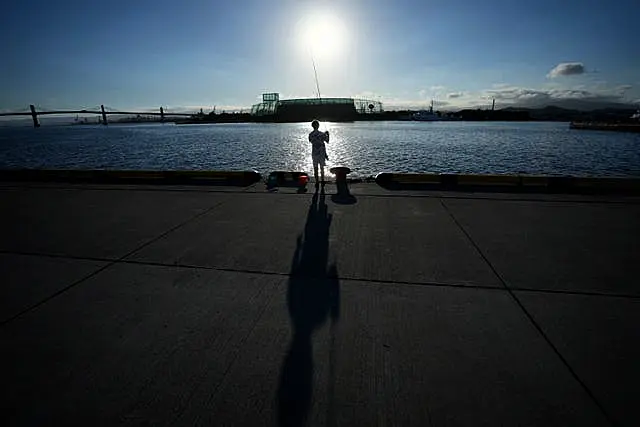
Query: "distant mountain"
500 104 637 121
507 99 637 111
451 102 638 122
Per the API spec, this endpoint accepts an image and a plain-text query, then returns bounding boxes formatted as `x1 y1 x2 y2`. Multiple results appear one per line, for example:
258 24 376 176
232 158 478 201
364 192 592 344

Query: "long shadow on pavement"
277 187 341 427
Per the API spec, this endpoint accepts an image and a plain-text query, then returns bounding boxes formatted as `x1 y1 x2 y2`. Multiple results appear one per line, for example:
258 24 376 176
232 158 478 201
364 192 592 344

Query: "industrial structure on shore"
250 93 383 122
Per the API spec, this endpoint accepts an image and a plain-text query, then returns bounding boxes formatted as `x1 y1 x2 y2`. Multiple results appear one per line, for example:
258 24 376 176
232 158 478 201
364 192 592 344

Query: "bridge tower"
101 105 108 125
160 106 164 122
29 105 40 128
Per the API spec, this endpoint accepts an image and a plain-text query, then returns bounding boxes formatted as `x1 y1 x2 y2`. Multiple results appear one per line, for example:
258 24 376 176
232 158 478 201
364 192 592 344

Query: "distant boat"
412 100 451 121
413 110 441 121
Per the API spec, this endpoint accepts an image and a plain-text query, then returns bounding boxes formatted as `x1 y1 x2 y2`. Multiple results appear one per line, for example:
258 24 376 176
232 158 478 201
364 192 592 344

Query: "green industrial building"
251 93 383 122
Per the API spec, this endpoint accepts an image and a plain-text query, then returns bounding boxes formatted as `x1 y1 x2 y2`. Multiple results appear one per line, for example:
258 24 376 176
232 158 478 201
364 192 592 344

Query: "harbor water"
1 121 639 178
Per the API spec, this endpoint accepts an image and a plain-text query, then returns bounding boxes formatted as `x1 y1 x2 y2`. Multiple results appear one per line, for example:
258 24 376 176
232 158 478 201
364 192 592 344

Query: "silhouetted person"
308 120 329 186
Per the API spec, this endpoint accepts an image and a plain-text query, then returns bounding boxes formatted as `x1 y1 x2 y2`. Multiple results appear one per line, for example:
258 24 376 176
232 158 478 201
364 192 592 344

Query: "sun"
297 13 348 61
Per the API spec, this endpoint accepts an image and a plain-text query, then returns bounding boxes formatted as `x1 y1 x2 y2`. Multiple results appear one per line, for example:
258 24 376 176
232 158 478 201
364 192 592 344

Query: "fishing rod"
311 51 322 99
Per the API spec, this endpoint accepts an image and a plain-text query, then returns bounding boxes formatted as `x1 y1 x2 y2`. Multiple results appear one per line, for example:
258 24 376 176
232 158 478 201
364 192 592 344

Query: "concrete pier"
1 181 638 426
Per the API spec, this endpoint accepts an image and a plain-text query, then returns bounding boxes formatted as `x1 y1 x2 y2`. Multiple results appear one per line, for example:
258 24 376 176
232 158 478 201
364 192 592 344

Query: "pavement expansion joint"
170 281 278 425
0 261 114 328
4 250 637 301
439 198 618 426
5 182 640 205
509 286 640 300
0 198 229 328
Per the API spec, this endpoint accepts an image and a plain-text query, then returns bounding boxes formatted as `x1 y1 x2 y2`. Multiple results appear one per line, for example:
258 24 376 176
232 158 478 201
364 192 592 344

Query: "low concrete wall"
0 169 262 186
375 172 640 194
2 169 639 194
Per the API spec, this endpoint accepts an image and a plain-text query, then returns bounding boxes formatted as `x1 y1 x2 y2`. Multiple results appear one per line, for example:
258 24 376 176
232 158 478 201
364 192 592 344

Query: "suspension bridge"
0 105 204 127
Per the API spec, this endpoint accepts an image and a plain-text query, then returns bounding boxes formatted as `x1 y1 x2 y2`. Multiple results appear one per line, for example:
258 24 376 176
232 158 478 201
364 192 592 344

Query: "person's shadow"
277 187 340 427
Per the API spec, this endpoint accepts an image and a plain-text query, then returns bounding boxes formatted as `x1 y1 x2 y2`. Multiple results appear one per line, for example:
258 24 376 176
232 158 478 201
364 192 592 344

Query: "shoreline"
570 121 640 133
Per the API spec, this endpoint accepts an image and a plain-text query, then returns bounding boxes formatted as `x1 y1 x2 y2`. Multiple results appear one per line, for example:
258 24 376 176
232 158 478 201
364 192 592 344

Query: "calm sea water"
1 121 639 178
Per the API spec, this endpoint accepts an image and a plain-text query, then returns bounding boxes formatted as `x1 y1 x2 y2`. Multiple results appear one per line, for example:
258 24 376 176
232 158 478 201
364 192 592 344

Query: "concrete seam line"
438 198 618 427
0 261 117 327
357 193 638 205
3 250 639 301
118 199 229 261
506 286 640 300
3 183 639 204
0 199 230 328
170 281 278 425
0 250 111 265
115 259 504 292
258 191 638 205
0 183 255 194
2 249 490 290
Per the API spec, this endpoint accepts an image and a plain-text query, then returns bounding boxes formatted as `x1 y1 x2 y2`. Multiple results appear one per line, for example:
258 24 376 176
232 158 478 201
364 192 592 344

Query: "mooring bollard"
330 166 351 195
331 166 350 183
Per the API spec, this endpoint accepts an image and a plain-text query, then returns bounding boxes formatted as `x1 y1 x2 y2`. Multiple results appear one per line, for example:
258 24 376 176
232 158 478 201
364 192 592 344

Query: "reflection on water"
1 121 639 177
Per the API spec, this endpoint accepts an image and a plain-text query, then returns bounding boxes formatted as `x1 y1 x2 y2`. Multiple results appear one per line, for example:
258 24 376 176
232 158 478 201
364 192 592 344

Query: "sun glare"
297 13 348 61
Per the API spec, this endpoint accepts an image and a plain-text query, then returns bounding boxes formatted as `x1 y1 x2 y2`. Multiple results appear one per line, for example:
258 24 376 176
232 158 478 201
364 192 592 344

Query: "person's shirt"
309 130 329 156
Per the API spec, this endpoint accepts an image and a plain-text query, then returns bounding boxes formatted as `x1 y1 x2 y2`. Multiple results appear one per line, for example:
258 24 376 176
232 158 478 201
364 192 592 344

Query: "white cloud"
188 104 248 112
486 85 631 102
547 62 586 78
378 96 451 110
485 87 549 101
447 92 464 99
351 91 378 99
615 85 633 96
478 84 637 110
417 86 446 98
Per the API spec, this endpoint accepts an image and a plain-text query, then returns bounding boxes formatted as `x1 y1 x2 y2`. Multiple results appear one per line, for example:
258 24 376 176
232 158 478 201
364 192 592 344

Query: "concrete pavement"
1 181 638 426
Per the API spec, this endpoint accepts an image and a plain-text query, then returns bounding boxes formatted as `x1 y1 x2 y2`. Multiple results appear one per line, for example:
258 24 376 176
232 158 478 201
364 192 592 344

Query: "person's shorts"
312 153 326 167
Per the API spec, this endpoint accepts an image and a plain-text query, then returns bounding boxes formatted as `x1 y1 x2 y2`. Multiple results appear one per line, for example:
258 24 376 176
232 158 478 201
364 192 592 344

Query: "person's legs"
314 154 325 184
313 160 319 186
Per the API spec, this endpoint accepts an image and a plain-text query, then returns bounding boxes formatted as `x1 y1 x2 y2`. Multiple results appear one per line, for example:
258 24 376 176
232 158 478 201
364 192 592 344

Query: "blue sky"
2 0 638 112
